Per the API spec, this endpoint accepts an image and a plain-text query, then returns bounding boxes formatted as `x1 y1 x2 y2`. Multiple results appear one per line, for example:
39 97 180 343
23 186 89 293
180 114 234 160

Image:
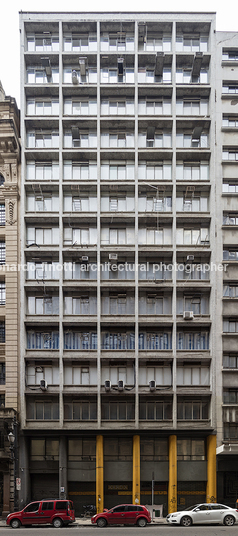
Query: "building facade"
18 11 237 515
0 83 20 515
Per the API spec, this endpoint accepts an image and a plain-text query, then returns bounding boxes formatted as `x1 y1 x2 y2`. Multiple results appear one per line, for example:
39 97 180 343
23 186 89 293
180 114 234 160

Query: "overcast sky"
0 0 238 107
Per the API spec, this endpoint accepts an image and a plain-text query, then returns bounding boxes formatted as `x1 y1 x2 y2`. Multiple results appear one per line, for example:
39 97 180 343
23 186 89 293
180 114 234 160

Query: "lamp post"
8 416 18 511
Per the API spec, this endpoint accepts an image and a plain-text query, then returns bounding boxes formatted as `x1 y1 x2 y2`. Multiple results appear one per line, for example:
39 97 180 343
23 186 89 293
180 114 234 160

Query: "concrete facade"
18 11 238 516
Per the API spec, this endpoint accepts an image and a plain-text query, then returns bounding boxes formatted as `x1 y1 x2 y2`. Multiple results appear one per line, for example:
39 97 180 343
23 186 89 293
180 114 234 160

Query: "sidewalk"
0 517 167 527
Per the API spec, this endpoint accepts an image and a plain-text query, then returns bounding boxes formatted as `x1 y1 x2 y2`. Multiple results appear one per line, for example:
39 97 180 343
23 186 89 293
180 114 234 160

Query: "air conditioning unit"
109 253 118 260
40 379 47 391
187 255 194 261
79 58 86 76
72 70 78 85
104 380 111 392
82 256 89 261
183 311 194 320
118 380 124 391
149 380 156 391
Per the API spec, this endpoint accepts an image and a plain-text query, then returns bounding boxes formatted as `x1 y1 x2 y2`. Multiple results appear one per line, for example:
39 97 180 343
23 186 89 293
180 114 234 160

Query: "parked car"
6 499 75 529
91 504 151 527
166 503 238 527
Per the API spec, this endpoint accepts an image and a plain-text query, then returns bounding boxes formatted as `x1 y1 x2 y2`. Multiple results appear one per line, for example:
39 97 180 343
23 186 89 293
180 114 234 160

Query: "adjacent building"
0 83 20 515
18 11 238 515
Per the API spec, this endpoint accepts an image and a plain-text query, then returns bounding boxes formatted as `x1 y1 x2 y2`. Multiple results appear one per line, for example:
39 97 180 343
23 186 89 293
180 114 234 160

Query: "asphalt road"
0 526 237 535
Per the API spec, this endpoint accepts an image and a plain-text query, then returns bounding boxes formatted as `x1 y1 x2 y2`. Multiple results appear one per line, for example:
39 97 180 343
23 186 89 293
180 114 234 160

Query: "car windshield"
185 504 200 511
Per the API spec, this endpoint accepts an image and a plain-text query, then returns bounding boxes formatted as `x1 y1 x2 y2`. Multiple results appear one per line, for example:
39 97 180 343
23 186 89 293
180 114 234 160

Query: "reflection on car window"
112 506 126 513
210 504 227 510
55 501 67 510
24 502 40 513
126 505 138 512
42 502 54 510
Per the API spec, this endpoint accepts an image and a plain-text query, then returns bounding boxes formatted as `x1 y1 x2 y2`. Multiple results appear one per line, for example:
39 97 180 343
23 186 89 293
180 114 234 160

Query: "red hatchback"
91 504 151 527
6 499 75 529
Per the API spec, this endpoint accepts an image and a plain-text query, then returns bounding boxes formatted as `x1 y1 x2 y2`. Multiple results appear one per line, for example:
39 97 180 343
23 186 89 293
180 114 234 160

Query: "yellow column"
133 435 140 505
168 435 177 513
96 435 104 513
206 435 217 503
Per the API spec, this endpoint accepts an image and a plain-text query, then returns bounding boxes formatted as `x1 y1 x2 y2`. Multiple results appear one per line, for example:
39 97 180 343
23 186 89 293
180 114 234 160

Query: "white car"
166 503 238 527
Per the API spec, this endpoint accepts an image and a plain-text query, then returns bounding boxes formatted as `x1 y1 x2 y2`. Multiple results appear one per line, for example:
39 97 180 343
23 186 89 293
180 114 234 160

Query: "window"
100 67 134 84
223 389 238 404
101 332 135 350
27 130 59 148
101 33 134 52
176 34 208 52
64 33 97 52
177 399 209 420
64 261 97 281
63 67 97 84
26 400 59 420
138 161 172 181
177 367 210 386
26 193 59 212
101 294 134 315
138 99 171 115
0 364 5 384
101 400 135 420
64 161 97 181
176 132 208 148
224 424 238 439
176 161 209 181
27 67 59 84
27 365 59 386
104 438 133 460
176 99 208 115
139 294 172 315
223 249 238 261
0 394 5 407
64 365 95 385
101 227 134 245
64 295 97 315
64 130 97 148
138 227 172 245
223 319 238 333
176 68 208 84
176 331 209 350
138 195 172 212
222 50 238 61
176 295 209 315
0 242 6 265
0 205 5 226
100 195 135 212
27 34 59 52
0 175 5 186
139 34 171 52
138 131 172 148
64 399 97 420
24 503 40 513
64 99 97 116
68 438 96 460
27 99 59 115
27 296 59 315
101 366 134 387
224 285 238 298
101 99 134 115
101 161 135 181
101 131 134 148
100 261 135 281
0 283 5 305
223 181 238 193
223 149 238 160
176 227 209 245
223 84 238 94
64 195 97 212
223 116 238 127
63 227 97 246
223 355 238 368
176 196 208 212
26 161 59 181
176 263 210 280
139 399 172 420
139 331 172 350
64 331 97 350
140 438 168 460
0 323 5 343
139 366 171 386
177 439 205 460
26 227 59 245
27 262 59 281
138 261 172 281
27 331 59 350
138 67 172 84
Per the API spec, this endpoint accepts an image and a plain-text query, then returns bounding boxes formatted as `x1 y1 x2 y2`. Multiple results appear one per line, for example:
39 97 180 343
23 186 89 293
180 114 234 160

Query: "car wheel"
10 519 21 529
224 515 235 526
137 517 147 527
52 517 63 528
97 518 107 528
180 515 192 527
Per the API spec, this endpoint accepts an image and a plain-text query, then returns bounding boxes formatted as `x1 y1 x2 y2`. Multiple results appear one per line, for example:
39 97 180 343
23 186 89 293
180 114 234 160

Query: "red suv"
6 499 75 529
91 504 151 527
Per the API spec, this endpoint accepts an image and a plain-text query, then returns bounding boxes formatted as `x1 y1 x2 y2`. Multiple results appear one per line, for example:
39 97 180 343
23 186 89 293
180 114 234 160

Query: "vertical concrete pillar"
96 435 104 513
59 436 68 499
132 435 140 505
168 435 177 513
18 436 30 508
206 435 217 503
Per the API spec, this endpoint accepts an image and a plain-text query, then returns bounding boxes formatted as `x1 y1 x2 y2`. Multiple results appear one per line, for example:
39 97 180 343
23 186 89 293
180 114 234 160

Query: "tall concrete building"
18 11 238 515
0 83 20 515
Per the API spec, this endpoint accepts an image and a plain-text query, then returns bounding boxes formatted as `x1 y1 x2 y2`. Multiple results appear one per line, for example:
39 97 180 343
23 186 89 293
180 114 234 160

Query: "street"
0 526 237 535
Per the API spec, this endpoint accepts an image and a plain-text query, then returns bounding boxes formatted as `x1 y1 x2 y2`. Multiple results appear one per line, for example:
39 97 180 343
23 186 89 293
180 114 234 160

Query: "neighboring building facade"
0 83 20 515
18 11 237 515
